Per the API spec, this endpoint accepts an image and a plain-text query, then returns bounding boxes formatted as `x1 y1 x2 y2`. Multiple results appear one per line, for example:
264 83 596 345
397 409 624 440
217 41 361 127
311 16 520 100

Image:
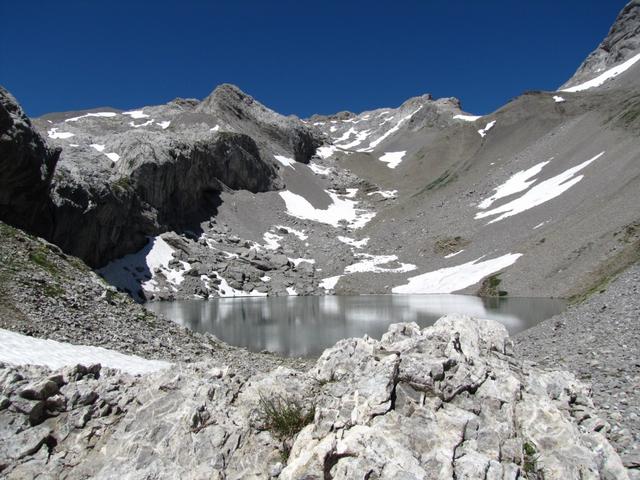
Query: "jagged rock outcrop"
0 87 59 237
562 0 640 89
0 316 628 479
196 83 323 163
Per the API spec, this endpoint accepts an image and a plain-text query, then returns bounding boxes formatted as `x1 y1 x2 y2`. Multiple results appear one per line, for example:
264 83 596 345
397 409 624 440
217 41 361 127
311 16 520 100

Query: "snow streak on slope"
359 107 423 152
0 328 171 375
478 121 496 138
453 114 481 122
65 112 118 122
561 52 640 92
279 190 375 229
478 160 551 209
274 155 296 168
378 151 406 169
344 254 416 274
475 152 605 224
392 253 522 294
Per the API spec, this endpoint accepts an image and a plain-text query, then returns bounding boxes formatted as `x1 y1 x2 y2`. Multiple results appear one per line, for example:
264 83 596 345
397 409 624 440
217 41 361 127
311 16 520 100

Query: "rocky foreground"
0 315 630 479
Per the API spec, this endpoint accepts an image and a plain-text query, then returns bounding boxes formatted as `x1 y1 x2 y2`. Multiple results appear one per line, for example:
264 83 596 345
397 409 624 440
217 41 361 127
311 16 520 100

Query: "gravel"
516 263 640 475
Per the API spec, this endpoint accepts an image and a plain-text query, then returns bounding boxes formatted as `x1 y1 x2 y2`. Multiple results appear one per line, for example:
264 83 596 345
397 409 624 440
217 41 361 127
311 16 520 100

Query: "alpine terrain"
0 1 639 478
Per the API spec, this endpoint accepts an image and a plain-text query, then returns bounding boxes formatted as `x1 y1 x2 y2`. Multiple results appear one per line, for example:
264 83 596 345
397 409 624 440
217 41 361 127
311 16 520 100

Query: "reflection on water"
145 294 565 358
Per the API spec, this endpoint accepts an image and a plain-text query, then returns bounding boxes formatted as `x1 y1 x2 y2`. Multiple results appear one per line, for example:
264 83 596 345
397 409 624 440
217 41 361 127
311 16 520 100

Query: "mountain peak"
562 0 640 89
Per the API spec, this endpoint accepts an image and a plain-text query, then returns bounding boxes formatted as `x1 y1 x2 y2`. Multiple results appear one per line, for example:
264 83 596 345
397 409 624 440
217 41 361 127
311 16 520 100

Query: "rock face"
0 83 323 267
197 84 323 163
562 0 640 88
0 316 629 479
0 87 59 237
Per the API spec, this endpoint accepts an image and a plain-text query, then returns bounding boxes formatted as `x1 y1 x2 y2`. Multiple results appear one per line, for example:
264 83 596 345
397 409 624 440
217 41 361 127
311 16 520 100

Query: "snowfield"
0 328 171 375
392 253 522 294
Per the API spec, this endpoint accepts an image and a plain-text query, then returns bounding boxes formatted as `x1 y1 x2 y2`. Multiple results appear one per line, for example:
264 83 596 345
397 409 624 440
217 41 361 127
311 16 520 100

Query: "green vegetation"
43 282 65 298
111 176 133 192
522 441 539 476
477 274 508 297
412 170 458 197
434 236 470 255
569 229 640 305
28 249 59 275
258 393 315 460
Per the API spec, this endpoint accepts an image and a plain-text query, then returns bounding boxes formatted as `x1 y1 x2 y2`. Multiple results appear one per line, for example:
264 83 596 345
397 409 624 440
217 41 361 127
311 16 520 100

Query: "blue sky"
0 0 627 118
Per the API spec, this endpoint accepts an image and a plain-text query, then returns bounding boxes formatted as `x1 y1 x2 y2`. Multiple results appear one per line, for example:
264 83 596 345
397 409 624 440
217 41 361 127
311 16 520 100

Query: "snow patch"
158 120 171 129
337 236 369 248
478 120 496 138
47 128 75 139
453 114 481 122
288 258 316 267
274 225 308 240
65 112 117 122
0 329 171 375
561 52 640 92
444 250 464 259
262 232 283 250
123 110 149 119
368 189 397 199
212 272 267 298
344 254 417 274
210 125 220 132
315 145 339 159
308 162 332 175
476 152 604 224
392 253 522 294
319 275 342 290
279 190 375 229
359 107 422 152
274 155 296 169
553 96 565 103
99 236 190 299
90 144 105 152
478 160 551 209
129 119 154 128
286 287 298 296
336 128 372 149
105 152 120 162
378 151 406 169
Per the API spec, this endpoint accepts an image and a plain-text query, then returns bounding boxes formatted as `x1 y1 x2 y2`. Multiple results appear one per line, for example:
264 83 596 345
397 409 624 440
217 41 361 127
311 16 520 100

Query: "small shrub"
477 274 508 297
28 250 58 275
522 441 539 476
258 394 315 440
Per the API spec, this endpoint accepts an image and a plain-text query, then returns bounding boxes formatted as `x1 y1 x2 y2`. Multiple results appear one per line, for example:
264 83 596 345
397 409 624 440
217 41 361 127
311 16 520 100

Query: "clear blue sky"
0 0 627 118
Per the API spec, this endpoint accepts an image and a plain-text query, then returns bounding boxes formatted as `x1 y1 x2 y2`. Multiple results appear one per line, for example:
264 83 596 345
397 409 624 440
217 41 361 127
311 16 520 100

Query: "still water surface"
146 294 565 358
